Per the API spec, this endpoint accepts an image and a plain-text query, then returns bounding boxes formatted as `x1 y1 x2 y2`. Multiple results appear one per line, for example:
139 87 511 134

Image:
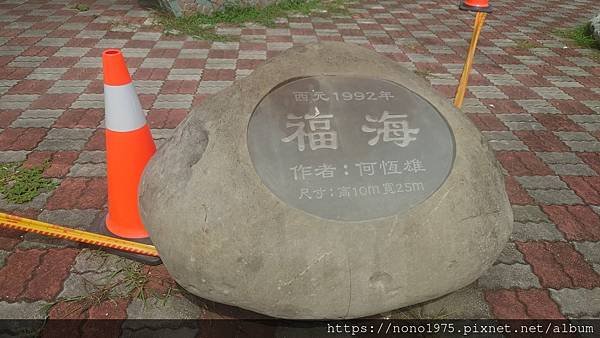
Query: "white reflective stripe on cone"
104 83 146 132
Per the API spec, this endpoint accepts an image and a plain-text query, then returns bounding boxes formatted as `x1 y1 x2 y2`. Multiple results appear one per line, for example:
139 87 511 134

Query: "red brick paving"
20 248 79 301
542 205 600 241
0 128 47 151
484 289 529 319
562 176 600 205
496 151 553 176
46 178 107 210
0 249 45 302
504 176 535 205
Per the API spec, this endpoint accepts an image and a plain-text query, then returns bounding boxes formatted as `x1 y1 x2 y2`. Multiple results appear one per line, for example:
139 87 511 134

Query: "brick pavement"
0 0 599 322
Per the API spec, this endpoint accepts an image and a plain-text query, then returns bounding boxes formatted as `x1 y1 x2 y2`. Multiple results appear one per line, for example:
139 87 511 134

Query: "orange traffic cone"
102 49 156 239
459 0 492 12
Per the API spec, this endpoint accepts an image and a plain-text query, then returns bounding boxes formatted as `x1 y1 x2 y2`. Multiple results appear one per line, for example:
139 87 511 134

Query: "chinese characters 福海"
361 111 420 147
281 111 338 151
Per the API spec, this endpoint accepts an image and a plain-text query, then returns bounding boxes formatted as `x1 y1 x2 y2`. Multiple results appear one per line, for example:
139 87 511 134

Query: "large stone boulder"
591 14 600 45
139 42 513 319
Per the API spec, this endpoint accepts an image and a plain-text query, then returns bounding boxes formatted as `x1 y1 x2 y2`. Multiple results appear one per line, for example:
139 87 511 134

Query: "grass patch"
155 0 348 41
554 22 599 50
40 260 181 318
0 162 57 204
514 39 540 50
413 69 433 78
71 3 90 12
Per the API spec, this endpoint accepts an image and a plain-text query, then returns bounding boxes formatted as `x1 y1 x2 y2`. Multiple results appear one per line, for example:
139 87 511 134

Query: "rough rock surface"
139 42 513 319
591 14 600 45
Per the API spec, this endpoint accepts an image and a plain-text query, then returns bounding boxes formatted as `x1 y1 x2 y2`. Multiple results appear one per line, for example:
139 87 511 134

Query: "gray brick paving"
45 128 94 140
569 115 600 132
554 132 596 142
122 47 151 58
36 37 69 47
126 295 202 320
68 163 106 177
516 176 567 190
70 94 103 109
516 99 561 114
8 56 47 68
140 58 175 69
10 109 63 128
38 209 98 229
544 76 583 88
531 87 572 100
391 284 492 319
74 57 102 68
469 86 508 99
131 31 161 40
167 69 202 81
485 74 521 86
512 205 549 223
573 242 600 265
54 47 90 57
153 94 193 109
59 250 138 299
0 80 18 95
582 101 600 114
0 151 29 163
0 301 49 319
76 151 105 163
0 94 39 109
501 64 535 75
95 39 127 49
537 152 583 164
565 141 600 152
0 250 8 269
550 164 597 176
550 288 600 318
511 222 564 241
496 242 526 265
37 128 94 151
0 46 26 57
25 67 68 80
197 80 233 94
498 114 545 131
135 80 163 95
556 66 590 77
478 263 541 289
528 189 584 205
36 139 88 151
204 58 237 70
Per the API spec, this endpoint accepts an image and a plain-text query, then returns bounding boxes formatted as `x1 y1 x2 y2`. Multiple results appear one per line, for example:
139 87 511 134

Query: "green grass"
413 69 433 78
155 0 348 41
514 39 540 50
39 259 181 318
0 162 58 204
71 3 90 12
554 22 599 50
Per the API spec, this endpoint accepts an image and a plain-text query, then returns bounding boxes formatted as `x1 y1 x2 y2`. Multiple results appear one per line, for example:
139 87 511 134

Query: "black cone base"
88 220 162 266
459 3 493 13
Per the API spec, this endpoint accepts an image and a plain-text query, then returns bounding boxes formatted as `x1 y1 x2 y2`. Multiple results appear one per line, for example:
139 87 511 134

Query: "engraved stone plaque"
248 76 455 221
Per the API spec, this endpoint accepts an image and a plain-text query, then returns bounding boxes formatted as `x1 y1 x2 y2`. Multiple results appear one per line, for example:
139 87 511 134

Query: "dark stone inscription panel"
247 76 455 221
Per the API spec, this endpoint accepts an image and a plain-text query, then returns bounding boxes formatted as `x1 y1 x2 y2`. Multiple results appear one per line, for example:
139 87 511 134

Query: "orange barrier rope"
454 11 488 108
0 212 159 257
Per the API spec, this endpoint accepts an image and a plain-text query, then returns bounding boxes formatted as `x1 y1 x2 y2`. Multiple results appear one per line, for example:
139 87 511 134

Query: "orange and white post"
102 49 156 239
